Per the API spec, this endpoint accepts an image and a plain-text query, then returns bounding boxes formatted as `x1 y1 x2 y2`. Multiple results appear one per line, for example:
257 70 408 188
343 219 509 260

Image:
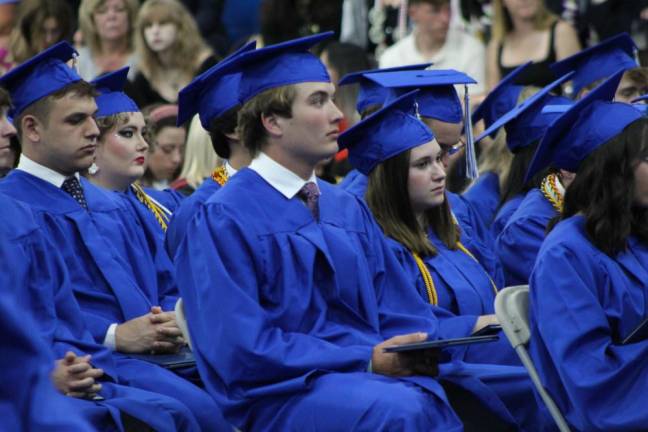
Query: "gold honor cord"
540 173 564 213
456 242 499 295
131 183 171 232
412 252 438 305
211 165 229 186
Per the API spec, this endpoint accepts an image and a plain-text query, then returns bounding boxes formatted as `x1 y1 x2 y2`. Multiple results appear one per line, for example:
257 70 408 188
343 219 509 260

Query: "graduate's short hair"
366 148 459 257
555 117 648 255
15 80 97 137
96 112 131 140
237 85 296 156
207 105 240 159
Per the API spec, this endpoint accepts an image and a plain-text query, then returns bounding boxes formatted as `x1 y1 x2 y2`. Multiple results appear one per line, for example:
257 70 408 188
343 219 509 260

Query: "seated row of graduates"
0 29 646 431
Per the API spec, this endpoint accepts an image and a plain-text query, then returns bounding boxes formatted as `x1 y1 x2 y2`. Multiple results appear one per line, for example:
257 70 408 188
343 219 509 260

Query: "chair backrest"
174 297 193 351
494 284 531 348
494 285 572 432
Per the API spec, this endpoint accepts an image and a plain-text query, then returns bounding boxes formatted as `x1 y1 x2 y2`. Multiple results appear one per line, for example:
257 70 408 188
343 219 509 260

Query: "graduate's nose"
87 117 100 141
329 100 343 124
138 134 149 152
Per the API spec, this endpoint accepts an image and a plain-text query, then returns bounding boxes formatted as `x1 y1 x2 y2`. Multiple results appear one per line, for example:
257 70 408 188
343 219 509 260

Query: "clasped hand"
115 306 185 354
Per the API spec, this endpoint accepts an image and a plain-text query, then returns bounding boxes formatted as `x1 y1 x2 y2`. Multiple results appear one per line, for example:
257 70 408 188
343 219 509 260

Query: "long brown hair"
135 0 212 81
366 148 459 256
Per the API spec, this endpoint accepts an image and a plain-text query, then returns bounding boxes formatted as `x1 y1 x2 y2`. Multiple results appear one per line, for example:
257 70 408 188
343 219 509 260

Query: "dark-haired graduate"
165 41 256 259
338 67 504 287
472 62 571 239
174 32 532 431
473 73 574 287
0 88 200 431
339 90 555 431
0 42 226 431
0 184 202 432
527 74 648 431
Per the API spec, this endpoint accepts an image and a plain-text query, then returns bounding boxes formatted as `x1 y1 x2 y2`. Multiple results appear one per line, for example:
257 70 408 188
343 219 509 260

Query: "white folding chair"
494 285 572 432
174 297 193 351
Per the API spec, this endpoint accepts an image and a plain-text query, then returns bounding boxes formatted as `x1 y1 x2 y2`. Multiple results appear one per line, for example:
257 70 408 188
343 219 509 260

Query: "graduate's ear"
260 112 284 139
224 130 239 141
20 115 43 143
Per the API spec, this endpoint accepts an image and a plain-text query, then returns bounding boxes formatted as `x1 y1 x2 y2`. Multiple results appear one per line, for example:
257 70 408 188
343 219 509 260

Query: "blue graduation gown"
529 216 648 431
384 235 556 431
0 195 203 432
177 168 544 430
0 294 97 431
386 232 520 364
144 186 184 212
463 171 500 228
176 168 469 431
491 193 525 239
0 172 225 431
165 177 221 260
339 169 504 288
496 188 558 286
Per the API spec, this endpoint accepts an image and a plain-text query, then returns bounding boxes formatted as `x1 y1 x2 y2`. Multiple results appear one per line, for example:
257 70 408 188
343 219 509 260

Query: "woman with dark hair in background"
8 0 74 66
139 104 187 201
319 41 375 181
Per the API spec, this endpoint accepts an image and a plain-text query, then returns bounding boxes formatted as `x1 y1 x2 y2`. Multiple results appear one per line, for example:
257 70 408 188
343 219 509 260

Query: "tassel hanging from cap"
463 84 479 179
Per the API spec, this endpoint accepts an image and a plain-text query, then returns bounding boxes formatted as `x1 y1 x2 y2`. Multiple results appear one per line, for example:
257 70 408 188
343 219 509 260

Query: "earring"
88 163 99 175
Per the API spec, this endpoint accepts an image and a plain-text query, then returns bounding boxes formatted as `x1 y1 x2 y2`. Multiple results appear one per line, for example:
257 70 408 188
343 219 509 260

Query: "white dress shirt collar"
16 154 80 188
225 161 238 178
248 152 318 199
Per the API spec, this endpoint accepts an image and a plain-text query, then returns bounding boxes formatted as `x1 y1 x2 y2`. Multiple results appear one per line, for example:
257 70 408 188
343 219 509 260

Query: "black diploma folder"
383 334 499 353
127 346 196 369
622 316 648 345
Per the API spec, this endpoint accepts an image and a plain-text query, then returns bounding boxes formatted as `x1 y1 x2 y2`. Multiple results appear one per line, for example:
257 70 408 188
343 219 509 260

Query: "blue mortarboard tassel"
463 84 478 179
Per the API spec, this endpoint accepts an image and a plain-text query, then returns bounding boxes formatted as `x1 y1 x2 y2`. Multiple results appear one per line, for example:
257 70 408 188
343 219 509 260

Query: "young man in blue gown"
0 42 227 431
173 31 552 431
166 41 256 259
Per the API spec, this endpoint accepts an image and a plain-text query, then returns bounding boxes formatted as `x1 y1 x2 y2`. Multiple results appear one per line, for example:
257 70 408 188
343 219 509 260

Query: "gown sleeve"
529 242 648 431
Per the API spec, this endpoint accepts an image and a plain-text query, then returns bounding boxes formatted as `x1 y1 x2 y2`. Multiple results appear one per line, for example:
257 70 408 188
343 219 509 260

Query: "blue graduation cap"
338 63 432 113
472 62 532 137
525 70 643 183
474 72 574 152
177 40 257 128
550 33 638 98
364 69 476 122
91 67 139 118
0 41 81 116
338 90 435 175
218 32 334 104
